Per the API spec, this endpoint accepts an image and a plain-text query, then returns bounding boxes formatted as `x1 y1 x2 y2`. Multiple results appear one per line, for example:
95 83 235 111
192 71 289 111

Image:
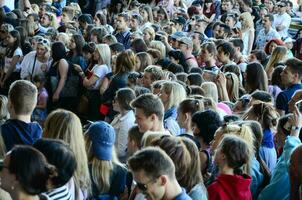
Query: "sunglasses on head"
38 38 49 45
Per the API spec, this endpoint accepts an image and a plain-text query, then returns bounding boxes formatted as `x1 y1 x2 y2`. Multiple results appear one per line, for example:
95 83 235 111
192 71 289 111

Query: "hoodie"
1 119 43 151
207 174 252 200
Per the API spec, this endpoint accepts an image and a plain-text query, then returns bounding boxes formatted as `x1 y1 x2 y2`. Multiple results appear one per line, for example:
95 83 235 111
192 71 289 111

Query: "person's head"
200 42 217 62
0 24 14 41
61 5 80 24
128 147 177 198
192 109 222 145
214 135 251 174
225 72 240 102
159 81 186 111
69 34 85 55
131 93 165 133
90 27 109 44
82 42 96 61
95 43 111 67
217 42 235 64
113 88 136 113
131 38 148 53
274 114 293 150
8 80 37 116
94 12 107 26
223 64 241 78
225 14 237 28
215 23 231 39
264 39 284 55
78 14 93 29
201 82 219 103
109 42 125 56
168 50 189 73
33 139 76 188
221 0 233 12
0 95 8 121
129 13 143 31
44 109 90 191
51 41 67 62
115 49 136 74
277 1 287 14
266 46 287 71
245 62 268 93
229 38 244 54
249 50 268 65
136 52 153 72
150 41 166 59
0 145 56 195
177 98 203 129
250 90 273 104
6 30 20 50
271 65 285 88
239 12 254 30
35 38 51 59
142 26 155 44
289 145 302 185
262 14 274 29
55 32 70 47
281 58 302 87
142 65 164 88
40 12 58 28
127 125 143 157
179 37 194 54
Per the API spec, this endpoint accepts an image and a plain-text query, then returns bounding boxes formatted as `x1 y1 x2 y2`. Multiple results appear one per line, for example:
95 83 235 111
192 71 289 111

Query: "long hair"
201 82 218 103
6 30 21 58
72 34 85 55
245 62 268 93
265 46 287 79
161 81 187 111
115 49 136 74
44 109 91 196
95 43 111 67
225 72 240 102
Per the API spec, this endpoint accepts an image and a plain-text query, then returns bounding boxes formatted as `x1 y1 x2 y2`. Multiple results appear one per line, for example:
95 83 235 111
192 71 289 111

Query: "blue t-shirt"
174 188 192 200
1 119 43 151
276 83 302 114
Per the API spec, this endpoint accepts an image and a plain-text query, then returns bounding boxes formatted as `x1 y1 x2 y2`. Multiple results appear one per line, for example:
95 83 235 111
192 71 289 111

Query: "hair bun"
46 164 58 179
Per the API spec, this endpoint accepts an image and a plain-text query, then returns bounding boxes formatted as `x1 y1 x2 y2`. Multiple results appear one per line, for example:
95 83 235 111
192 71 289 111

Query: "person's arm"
53 59 68 102
83 74 99 88
247 29 255 55
20 54 31 80
276 93 286 116
3 55 20 83
99 77 110 95
36 92 48 109
216 72 230 102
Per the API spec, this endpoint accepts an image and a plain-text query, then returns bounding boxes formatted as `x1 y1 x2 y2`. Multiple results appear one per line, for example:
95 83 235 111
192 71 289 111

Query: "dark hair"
33 139 77 188
128 125 143 149
109 42 125 53
168 50 189 73
223 64 241 78
176 72 188 83
82 42 96 54
285 58 302 79
187 85 205 96
271 66 284 89
201 42 217 55
51 42 67 61
229 38 244 53
117 12 129 22
95 13 107 25
78 14 93 24
72 34 85 55
264 14 274 23
131 38 148 53
245 62 268 93
179 98 203 115
187 73 202 86
33 74 46 84
167 63 184 74
217 41 236 60
277 114 292 137
8 145 57 195
7 30 21 58
219 135 250 175
116 88 136 111
192 109 222 144
250 50 267 66
251 90 272 103
189 67 202 74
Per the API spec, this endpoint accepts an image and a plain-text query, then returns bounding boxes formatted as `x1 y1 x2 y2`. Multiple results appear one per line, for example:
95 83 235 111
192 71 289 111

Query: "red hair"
264 39 285 54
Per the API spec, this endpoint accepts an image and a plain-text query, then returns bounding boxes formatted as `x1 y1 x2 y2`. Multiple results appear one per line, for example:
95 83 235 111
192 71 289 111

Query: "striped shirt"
45 185 72 200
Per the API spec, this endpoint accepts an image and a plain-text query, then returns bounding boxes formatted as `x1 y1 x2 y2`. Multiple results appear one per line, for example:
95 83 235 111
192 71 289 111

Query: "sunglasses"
136 178 157 192
278 5 285 7
37 38 49 45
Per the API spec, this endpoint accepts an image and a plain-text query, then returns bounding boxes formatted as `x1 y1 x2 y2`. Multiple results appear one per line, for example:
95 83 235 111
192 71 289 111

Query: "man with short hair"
171 16 186 32
276 58 302 115
128 147 192 200
273 1 291 39
141 65 164 89
216 41 236 66
131 93 167 134
256 14 281 49
114 12 131 49
213 23 231 39
191 31 205 57
1 80 42 151
179 37 199 69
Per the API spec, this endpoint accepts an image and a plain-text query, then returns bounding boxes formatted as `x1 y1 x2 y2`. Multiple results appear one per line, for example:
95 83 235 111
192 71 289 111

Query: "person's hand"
52 92 60 102
73 64 82 72
289 90 302 112
288 104 302 137
160 34 169 45
215 72 227 88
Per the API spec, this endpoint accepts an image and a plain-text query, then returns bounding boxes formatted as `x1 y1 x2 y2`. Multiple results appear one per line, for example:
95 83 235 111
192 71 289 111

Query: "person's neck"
120 108 129 116
193 45 201 53
205 58 216 67
184 122 193 135
219 164 234 176
264 26 270 33
164 179 183 199
151 121 165 132
223 59 231 65
10 113 31 123
199 138 209 150
10 189 39 200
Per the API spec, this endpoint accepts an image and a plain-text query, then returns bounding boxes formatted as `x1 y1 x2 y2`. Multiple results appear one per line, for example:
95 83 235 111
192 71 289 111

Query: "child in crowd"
32 75 48 126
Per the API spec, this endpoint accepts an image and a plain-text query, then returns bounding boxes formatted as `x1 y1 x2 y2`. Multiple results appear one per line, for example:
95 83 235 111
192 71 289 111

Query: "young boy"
1 80 42 151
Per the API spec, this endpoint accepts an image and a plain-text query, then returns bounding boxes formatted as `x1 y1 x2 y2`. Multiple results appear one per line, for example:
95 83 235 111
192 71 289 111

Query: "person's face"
169 56 178 64
262 17 271 29
132 170 165 199
40 14 51 27
143 31 151 42
248 53 258 63
281 66 296 87
213 145 225 168
278 3 287 13
69 37 76 50
61 12 70 24
176 110 187 129
94 16 100 26
157 13 165 21
90 34 98 43
116 16 127 31
5 33 16 46
93 49 100 62
36 44 48 58
274 127 287 150
0 154 16 192
217 47 228 63
142 72 153 88
194 21 206 33
83 52 92 61
112 95 121 113
159 89 169 105
260 9 268 20
225 17 235 28
210 127 224 152
130 18 139 29
191 33 201 46
200 48 212 62
215 26 225 39
135 108 154 133
140 9 148 20
221 1 232 11
268 42 278 54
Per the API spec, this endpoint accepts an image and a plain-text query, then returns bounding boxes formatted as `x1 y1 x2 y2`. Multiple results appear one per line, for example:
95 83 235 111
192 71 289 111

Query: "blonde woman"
40 12 59 30
201 82 219 103
265 46 287 81
159 81 186 135
216 72 240 103
150 40 166 59
240 12 255 55
86 121 129 199
142 26 155 47
44 109 91 200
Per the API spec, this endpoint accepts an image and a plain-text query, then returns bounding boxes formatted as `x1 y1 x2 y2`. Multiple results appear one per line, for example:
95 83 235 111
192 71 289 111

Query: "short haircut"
251 90 272 103
128 125 144 149
78 14 93 24
285 58 302 79
116 88 136 111
33 138 77 188
8 80 37 115
264 14 274 23
109 42 125 53
217 41 236 60
144 65 164 81
201 42 217 55
230 38 244 53
131 93 164 120
117 12 129 22
128 147 175 179
187 73 203 86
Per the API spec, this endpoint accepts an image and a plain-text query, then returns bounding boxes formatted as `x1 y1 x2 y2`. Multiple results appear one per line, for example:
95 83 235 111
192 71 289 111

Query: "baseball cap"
172 16 187 26
179 36 193 48
88 121 116 161
0 24 14 33
170 31 187 40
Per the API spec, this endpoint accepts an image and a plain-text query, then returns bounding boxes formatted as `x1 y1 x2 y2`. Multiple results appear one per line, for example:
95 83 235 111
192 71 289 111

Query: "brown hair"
115 49 136 74
116 88 136 111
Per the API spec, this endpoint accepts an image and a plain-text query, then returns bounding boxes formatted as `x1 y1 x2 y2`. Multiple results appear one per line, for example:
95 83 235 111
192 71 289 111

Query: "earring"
11 185 14 190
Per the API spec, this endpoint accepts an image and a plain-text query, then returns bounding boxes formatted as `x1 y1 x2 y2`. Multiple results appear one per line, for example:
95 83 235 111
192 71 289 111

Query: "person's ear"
150 113 157 122
159 175 168 186
184 112 190 122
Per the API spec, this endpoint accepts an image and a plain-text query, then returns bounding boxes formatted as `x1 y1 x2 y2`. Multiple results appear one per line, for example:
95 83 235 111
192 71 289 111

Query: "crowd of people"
0 0 302 199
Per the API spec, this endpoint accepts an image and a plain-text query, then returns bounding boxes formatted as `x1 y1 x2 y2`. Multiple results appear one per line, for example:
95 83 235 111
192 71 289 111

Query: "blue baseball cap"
88 121 116 161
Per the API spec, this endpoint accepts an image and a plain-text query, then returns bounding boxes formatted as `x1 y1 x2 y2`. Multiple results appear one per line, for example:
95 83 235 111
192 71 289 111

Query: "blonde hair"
225 72 239 102
201 82 219 103
161 81 187 111
96 43 111 67
44 12 59 29
44 109 91 196
143 26 155 42
62 4 81 21
240 12 254 30
265 46 287 79
56 32 70 48
0 95 8 121
150 40 166 59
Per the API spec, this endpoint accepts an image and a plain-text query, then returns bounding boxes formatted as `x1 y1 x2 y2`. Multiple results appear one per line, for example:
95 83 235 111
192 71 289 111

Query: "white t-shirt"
90 64 110 90
20 51 52 79
273 13 291 38
4 47 23 73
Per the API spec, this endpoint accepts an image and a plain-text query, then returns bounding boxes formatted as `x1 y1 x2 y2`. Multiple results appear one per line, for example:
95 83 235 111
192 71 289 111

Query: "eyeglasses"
136 178 158 192
278 5 285 7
